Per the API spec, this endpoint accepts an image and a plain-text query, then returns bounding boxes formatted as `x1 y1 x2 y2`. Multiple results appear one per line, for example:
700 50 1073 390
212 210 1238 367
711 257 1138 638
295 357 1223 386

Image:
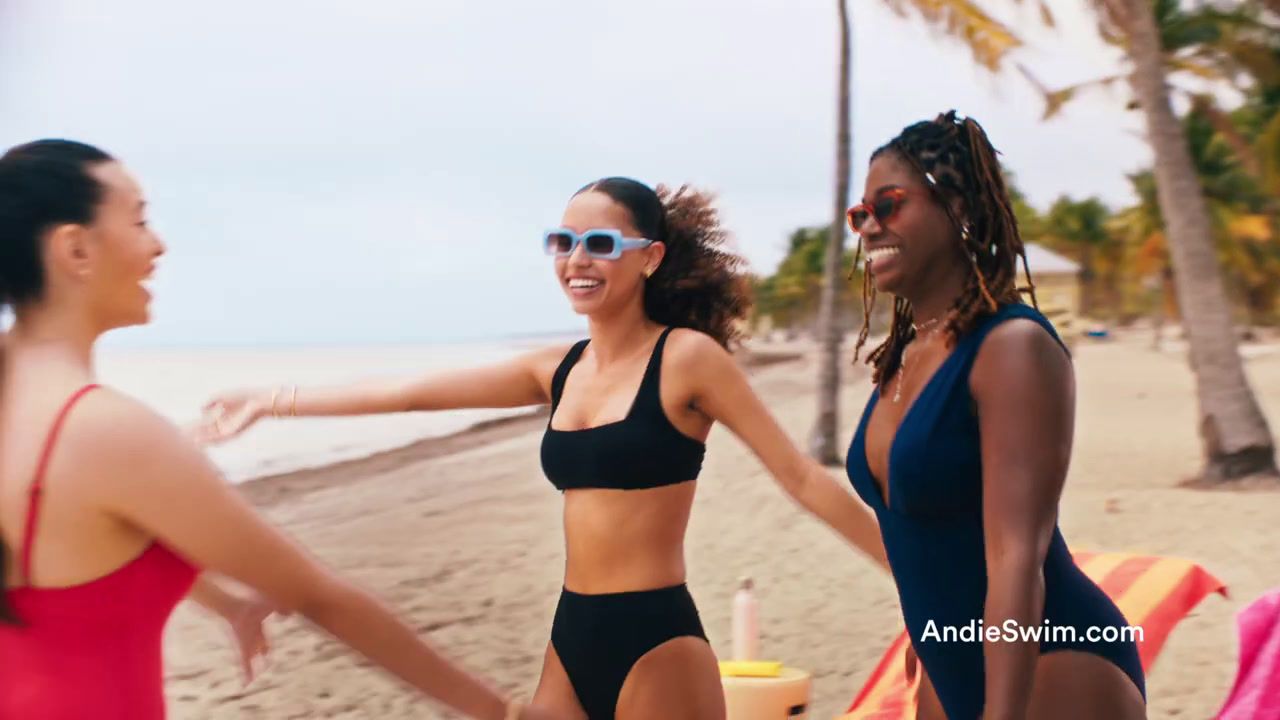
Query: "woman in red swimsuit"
0 140 558 720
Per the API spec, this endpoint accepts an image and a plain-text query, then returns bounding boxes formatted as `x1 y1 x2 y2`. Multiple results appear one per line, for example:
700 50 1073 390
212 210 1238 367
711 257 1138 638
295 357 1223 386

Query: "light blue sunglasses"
543 228 654 260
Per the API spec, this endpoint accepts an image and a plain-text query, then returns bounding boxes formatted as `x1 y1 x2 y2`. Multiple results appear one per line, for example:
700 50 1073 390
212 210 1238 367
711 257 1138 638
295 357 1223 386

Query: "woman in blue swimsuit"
844 112 1146 719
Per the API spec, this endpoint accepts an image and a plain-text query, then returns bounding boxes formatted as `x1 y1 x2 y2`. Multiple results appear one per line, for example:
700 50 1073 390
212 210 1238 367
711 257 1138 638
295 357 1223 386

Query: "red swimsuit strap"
20 384 101 585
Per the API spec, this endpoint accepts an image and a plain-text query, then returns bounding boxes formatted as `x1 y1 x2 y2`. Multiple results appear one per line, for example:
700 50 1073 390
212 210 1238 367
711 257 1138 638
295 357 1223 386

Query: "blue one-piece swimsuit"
846 303 1145 719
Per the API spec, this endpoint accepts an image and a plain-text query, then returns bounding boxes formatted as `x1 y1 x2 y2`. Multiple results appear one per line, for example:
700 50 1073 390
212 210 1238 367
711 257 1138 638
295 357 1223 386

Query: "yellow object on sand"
722 667 812 719
719 660 783 678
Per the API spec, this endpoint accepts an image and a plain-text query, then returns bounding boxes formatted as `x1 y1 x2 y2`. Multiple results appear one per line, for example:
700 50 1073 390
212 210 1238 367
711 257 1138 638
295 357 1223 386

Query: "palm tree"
1227 72 1280 197
1020 1 1277 124
879 0 1027 70
1019 0 1278 481
1118 109 1280 325
1111 171 1175 340
810 0 855 464
759 227 858 334
1041 197 1117 318
1110 0 1277 481
1187 105 1280 326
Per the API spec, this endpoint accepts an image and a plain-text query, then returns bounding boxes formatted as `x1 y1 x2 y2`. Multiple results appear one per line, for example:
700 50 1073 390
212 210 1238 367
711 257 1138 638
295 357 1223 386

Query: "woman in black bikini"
197 177 887 719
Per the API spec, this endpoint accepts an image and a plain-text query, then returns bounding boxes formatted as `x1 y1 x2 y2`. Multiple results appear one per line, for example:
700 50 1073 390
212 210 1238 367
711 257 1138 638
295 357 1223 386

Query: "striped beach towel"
841 551 1227 719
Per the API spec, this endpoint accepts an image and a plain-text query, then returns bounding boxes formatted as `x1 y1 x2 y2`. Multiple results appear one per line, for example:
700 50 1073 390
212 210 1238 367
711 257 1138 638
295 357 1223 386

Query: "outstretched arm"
84 391 553 720
195 344 570 444
674 332 889 572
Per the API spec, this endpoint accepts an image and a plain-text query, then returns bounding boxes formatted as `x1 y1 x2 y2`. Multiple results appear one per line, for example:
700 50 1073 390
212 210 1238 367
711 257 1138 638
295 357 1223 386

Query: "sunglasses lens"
848 207 871 232
873 195 899 223
546 232 574 255
584 233 617 257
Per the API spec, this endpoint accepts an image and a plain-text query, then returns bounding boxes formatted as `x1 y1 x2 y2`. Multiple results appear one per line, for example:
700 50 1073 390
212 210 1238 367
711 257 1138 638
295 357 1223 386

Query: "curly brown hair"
576 178 752 349
852 111 1039 387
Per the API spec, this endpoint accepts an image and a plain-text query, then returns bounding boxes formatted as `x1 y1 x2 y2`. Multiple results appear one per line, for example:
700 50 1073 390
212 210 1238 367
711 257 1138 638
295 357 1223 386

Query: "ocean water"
95 335 580 483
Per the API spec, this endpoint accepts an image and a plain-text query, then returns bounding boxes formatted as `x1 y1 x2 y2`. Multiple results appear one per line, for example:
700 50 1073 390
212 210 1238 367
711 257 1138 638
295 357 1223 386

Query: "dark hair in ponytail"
574 177 752 349
852 111 1037 388
0 139 113 625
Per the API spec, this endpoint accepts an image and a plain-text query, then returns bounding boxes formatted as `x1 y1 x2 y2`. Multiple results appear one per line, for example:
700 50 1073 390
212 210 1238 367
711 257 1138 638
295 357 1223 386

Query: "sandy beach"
162 333 1280 719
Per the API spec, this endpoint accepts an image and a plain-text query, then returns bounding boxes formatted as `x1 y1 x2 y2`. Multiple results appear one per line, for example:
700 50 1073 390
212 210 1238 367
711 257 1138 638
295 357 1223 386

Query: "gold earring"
644 268 654 278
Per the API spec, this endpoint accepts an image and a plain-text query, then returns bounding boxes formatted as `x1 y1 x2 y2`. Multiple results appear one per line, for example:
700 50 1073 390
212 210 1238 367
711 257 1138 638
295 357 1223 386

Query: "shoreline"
238 347 807 508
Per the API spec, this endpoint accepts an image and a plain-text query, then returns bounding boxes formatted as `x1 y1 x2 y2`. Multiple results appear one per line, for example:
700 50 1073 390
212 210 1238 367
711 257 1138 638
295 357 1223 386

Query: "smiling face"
854 151 967 300
76 161 166 330
553 190 664 318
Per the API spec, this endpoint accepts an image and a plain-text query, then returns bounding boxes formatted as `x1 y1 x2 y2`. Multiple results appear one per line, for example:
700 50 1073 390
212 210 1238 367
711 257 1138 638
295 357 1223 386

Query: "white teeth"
568 278 602 289
866 247 901 262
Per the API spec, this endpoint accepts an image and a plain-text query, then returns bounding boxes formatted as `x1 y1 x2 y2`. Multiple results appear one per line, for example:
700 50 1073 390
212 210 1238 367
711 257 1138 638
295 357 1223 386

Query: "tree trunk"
1123 0 1278 481
1106 246 1124 323
1080 242 1096 317
1151 274 1164 350
810 0 853 465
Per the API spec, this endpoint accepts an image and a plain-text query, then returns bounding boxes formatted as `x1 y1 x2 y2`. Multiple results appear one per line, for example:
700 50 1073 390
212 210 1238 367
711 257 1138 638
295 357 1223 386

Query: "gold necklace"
894 317 943 403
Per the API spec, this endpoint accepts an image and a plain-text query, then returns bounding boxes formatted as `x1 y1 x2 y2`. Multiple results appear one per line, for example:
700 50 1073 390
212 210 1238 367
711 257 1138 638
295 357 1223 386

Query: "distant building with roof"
1023 242 1082 346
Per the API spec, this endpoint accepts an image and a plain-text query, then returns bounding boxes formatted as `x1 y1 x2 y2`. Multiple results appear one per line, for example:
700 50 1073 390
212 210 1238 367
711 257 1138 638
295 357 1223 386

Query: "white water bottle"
731 576 759 661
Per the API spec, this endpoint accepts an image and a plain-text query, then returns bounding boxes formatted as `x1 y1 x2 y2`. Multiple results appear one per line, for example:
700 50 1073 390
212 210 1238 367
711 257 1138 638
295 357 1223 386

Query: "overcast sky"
0 0 1152 346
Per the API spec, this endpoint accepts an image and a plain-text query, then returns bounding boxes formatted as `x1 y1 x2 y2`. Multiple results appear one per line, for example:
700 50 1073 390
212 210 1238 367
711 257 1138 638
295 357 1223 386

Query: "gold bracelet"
290 385 298 417
270 387 280 418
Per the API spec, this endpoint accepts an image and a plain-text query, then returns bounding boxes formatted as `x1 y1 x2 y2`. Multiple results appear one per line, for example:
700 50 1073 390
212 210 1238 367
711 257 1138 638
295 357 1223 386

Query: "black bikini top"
539 327 706 491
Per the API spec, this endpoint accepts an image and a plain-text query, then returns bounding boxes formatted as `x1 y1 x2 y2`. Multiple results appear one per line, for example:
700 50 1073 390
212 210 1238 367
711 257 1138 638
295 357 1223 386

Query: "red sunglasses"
846 187 910 234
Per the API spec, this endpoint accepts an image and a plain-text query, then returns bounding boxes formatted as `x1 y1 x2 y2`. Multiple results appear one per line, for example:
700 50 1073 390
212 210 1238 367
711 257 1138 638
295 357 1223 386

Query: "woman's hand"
192 389 272 445
222 592 281 684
